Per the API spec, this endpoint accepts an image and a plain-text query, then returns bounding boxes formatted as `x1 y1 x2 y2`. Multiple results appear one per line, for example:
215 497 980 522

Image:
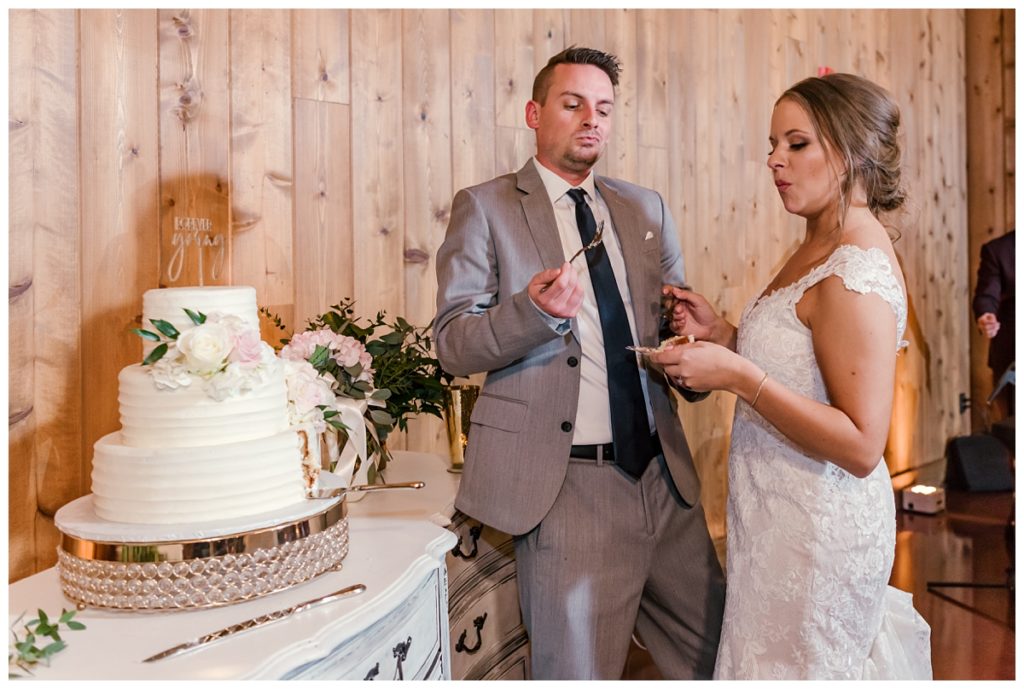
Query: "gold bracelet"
750 371 769 408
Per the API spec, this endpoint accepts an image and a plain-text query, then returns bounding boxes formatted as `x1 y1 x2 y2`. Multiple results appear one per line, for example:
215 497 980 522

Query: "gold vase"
443 385 480 473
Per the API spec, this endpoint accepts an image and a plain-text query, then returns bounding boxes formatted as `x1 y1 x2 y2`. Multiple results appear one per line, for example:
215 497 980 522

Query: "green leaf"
149 319 180 340
40 640 66 658
370 389 391 401
131 328 162 342
352 380 373 392
381 331 404 345
184 308 206 325
308 345 330 368
142 343 168 366
57 610 74 624
65 621 86 631
326 417 350 432
344 364 363 378
370 409 394 426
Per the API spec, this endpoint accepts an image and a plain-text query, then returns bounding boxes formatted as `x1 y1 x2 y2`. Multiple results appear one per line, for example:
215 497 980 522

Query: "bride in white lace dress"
650 74 932 680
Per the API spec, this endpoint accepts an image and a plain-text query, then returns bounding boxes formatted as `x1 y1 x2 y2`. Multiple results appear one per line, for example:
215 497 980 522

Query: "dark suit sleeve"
433 188 564 377
973 240 1003 318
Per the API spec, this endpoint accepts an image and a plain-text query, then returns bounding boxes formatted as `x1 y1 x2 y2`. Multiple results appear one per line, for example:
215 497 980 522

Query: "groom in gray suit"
434 46 724 680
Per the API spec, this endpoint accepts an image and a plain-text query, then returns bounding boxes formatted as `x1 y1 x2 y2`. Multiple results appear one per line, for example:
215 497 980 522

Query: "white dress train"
713 245 932 680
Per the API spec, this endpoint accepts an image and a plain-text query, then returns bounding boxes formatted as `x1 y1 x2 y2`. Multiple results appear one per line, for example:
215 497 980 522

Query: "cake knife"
142 583 367 663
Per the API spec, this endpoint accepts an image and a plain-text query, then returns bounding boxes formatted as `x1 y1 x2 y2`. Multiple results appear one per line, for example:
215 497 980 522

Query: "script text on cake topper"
166 216 225 286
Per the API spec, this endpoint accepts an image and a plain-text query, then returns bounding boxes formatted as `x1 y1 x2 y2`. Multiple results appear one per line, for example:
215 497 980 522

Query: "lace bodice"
714 244 930 679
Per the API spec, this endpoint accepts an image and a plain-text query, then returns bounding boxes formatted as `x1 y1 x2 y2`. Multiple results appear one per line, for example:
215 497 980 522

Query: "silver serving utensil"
540 221 605 293
568 221 605 264
308 480 425 500
142 583 367 663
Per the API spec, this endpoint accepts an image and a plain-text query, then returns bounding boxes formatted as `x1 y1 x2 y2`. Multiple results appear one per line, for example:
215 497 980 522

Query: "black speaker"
945 434 1015 492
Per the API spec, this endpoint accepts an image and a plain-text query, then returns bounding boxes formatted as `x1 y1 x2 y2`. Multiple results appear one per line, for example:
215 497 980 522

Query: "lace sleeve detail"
818 245 908 350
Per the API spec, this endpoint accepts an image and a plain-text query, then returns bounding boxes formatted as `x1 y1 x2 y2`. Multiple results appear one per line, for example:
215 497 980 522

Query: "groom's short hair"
532 46 621 104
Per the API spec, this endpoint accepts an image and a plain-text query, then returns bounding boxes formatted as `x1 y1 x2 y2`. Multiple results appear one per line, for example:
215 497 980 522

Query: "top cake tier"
142 286 259 354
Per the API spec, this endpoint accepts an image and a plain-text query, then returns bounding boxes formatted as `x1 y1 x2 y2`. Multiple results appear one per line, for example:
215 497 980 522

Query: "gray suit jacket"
434 160 702 536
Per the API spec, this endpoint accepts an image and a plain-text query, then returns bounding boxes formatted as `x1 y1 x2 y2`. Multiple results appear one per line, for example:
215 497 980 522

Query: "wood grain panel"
532 10 566 73
966 9 1013 431
636 10 667 152
292 98 352 330
603 9 637 183
350 9 405 323
158 9 231 288
450 9 496 192
79 9 161 522
230 10 294 333
291 9 349 104
402 9 453 454
9 8 40 581
494 10 533 131
29 9 83 552
567 8 605 51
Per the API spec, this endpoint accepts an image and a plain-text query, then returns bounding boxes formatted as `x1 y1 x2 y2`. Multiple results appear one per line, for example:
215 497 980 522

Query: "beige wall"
11 9 997 580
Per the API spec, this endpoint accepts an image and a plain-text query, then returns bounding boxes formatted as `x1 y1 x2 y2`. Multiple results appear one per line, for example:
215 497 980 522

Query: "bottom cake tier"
54 495 348 611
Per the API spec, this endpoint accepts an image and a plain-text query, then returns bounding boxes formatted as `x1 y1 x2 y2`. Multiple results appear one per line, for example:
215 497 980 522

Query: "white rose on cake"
176 322 234 375
282 358 336 432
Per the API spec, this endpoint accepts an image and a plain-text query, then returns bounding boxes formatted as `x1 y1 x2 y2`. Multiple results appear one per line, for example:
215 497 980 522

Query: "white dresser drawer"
284 568 447 680
446 512 530 680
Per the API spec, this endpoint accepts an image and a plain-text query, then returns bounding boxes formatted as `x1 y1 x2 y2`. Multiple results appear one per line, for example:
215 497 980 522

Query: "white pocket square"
644 231 654 241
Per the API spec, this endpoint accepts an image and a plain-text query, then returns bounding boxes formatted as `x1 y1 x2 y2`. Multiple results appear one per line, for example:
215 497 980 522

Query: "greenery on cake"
8 608 85 677
265 298 453 480
133 309 277 401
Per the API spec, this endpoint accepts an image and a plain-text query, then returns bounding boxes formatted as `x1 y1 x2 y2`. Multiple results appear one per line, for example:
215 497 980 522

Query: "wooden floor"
622 460 1016 680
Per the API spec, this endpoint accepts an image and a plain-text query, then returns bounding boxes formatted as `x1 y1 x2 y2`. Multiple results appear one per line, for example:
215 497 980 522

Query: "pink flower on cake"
229 328 264 367
282 358 336 432
176 322 234 375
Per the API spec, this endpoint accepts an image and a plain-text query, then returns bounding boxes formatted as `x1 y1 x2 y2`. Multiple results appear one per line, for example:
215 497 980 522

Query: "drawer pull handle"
393 636 412 680
455 612 488 654
451 525 482 559
364 662 379 680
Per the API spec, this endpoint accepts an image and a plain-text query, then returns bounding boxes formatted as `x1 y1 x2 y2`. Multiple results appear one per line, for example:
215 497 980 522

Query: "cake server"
142 583 367 663
308 480 425 500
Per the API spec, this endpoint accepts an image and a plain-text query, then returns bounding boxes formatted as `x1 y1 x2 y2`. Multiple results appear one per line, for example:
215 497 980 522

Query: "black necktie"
567 188 655 479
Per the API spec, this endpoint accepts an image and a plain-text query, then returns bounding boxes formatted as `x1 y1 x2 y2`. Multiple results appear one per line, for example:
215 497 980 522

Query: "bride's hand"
661 286 736 349
648 340 749 393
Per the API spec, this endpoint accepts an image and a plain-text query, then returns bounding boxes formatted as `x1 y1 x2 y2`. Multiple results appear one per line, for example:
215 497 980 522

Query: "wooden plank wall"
10 8 990 580
966 9 1016 431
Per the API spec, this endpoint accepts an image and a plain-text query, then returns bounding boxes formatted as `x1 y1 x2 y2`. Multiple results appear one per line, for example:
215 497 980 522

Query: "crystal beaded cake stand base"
53 494 348 611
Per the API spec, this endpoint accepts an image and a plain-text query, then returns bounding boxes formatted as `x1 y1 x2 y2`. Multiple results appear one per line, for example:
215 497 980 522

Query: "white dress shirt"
530 158 656 445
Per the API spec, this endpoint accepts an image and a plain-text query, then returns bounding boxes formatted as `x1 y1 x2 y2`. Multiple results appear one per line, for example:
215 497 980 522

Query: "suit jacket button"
567 356 579 367
561 421 573 432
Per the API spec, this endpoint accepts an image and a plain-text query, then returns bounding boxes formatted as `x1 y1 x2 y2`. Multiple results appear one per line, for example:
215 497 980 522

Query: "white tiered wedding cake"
54 286 349 611
90 286 306 524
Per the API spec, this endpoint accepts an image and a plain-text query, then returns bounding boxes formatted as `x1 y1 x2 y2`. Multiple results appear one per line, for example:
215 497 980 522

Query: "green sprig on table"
8 608 85 678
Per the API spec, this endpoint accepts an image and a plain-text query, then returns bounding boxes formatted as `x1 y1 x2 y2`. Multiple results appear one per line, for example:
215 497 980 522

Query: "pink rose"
229 329 264 367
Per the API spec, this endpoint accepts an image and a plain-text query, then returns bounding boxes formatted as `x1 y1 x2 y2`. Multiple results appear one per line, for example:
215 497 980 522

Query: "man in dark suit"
433 47 724 679
973 230 1015 419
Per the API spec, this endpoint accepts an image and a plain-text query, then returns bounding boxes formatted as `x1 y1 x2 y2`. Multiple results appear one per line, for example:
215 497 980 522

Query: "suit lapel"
517 161 565 271
517 161 582 342
598 177 653 341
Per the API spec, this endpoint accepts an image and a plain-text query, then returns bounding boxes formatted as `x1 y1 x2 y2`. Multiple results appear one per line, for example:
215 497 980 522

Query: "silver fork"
568 221 605 264
540 222 605 293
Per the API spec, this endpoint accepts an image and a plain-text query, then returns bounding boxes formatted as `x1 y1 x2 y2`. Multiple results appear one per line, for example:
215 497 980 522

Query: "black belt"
570 433 662 464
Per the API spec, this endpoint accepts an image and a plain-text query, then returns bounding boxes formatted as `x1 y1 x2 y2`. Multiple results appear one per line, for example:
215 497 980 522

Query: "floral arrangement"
264 298 453 481
133 309 277 401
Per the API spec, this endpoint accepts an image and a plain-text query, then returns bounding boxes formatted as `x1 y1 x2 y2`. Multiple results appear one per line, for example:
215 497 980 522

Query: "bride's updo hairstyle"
778 73 906 221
